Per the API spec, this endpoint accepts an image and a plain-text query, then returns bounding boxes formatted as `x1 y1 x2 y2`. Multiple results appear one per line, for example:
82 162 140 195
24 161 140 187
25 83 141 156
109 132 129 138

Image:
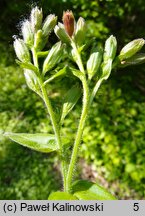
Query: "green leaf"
48 191 78 200
4 133 59 153
61 84 82 123
37 51 49 58
16 60 38 73
69 67 84 80
72 180 117 200
44 67 67 86
24 69 42 97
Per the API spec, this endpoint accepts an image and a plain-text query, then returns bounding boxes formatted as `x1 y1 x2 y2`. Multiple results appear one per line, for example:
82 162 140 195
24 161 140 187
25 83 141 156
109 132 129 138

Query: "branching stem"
31 47 67 191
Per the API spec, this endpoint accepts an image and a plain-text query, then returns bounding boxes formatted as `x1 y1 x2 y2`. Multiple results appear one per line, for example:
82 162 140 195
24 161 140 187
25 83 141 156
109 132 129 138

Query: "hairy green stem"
40 79 67 191
31 48 67 191
32 48 39 69
66 42 89 193
71 41 85 74
66 77 89 193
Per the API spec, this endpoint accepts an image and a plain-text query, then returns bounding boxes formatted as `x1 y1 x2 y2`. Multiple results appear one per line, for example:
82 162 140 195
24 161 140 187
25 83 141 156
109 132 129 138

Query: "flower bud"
30 6 43 32
43 42 64 74
101 59 112 80
119 38 145 61
120 53 145 67
21 20 34 47
13 38 30 62
24 69 41 97
74 17 85 46
62 10 74 37
34 30 47 51
54 23 71 44
42 14 57 37
87 51 102 80
104 35 117 61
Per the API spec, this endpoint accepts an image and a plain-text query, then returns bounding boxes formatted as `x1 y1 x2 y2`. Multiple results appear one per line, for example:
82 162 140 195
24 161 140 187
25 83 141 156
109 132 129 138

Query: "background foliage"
0 0 145 199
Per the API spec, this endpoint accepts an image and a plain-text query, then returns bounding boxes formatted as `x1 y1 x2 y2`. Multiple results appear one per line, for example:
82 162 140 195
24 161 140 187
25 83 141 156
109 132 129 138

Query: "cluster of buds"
13 7 145 86
14 7 57 63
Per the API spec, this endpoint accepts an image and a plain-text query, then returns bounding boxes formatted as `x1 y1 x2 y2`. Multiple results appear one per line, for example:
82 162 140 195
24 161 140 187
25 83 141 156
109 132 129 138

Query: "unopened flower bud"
42 14 57 37
54 23 71 44
30 6 43 32
43 42 64 74
104 35 117 61
62 10 74 37
14 39 30 62
21 20 34 47
101 59 112 80
34 30 47 51
119 38 145 61
24 69 41 97
74 17 85 46
87 50 102 80
120 53 145 67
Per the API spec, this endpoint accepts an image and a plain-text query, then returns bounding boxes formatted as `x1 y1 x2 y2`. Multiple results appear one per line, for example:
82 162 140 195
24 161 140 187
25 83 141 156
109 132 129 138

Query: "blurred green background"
0 0 145 199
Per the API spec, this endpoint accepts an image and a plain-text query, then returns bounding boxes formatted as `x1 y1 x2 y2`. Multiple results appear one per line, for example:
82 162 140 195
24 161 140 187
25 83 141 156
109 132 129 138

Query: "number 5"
133 203 139 211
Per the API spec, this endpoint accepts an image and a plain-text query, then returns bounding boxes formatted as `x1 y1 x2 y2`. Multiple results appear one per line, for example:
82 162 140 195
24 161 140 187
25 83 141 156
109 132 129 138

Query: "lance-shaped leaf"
4 133 59 153
48 191 78 200
69 67 84 80
16 60 38 73
24 69 42 97
44 67 67 86
61 84 82 123
72 180 117 200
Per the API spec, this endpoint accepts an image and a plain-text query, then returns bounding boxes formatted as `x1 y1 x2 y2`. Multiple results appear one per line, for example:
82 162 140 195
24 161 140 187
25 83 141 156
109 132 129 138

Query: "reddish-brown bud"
62 10 74 37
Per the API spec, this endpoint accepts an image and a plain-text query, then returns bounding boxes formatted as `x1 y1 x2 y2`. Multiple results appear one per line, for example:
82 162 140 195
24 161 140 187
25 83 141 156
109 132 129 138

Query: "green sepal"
74 17 86 46
4 133 59 153
101 59 112 80
72 180 117 200
48 191 78 200
16 60 38 73
87 50 102 80
43 42 64 75
60 84 82 123
54 23 71 45
104 35 117 61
